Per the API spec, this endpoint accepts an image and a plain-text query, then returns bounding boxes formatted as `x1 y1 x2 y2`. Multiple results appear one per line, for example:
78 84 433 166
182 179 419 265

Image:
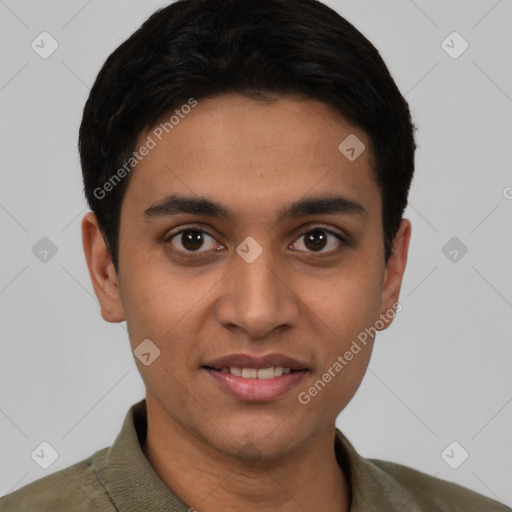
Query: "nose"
215 247 300 339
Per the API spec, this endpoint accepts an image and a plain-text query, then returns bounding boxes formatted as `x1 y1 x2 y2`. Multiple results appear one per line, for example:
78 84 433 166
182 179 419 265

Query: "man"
1 0 509 510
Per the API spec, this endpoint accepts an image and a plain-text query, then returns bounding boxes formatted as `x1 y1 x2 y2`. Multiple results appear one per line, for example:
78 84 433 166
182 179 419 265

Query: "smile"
210 366 293 379
203 366 308 401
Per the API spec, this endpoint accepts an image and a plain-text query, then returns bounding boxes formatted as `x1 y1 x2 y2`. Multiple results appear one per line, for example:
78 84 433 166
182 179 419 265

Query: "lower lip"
203 368 307 402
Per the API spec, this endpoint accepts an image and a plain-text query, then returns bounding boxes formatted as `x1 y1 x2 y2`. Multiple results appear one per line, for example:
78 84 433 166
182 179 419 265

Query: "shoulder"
0 447 114 512
336 429 511 511
369 457 511 511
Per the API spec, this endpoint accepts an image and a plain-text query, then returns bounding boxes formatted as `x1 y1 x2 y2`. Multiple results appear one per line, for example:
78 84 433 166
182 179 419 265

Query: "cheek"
314 267 383 341
303 263 382 403
120 270 204 398
119 259 220 343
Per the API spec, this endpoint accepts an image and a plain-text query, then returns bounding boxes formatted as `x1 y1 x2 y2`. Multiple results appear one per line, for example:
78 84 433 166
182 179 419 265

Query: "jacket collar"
93 399 420 511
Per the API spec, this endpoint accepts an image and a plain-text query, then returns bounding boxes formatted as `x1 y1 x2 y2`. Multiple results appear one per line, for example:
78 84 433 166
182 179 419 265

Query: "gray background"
1 0 511 506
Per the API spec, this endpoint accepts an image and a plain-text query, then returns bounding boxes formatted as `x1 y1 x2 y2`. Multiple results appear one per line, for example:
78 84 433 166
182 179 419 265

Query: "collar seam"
92 464 121 512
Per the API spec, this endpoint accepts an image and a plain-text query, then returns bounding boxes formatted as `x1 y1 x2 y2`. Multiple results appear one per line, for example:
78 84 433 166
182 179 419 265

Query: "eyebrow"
143 193 367 222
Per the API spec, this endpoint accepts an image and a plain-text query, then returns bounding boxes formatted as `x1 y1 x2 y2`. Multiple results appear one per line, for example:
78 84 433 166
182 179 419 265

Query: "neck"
142 399 350 512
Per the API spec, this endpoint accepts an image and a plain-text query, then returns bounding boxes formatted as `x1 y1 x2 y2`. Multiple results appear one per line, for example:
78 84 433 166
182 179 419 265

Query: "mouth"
202 352 309 373
204 365 301 379
201 353 309 402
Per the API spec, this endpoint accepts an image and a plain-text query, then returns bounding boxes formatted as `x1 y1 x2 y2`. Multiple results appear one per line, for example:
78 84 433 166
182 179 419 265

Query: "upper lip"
203 353 309 370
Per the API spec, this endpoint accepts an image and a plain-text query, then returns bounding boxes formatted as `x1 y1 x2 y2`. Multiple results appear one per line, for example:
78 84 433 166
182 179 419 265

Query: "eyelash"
163 224 348 258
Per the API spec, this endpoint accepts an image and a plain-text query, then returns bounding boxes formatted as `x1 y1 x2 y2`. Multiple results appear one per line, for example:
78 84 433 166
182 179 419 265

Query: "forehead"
122 94 380 223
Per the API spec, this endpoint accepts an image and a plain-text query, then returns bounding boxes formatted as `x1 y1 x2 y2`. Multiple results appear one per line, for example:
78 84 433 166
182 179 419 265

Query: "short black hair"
79 0 416 271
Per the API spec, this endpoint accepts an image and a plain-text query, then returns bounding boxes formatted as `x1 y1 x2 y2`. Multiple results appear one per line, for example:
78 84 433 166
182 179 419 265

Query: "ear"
378 218 411 330
81 212 125 323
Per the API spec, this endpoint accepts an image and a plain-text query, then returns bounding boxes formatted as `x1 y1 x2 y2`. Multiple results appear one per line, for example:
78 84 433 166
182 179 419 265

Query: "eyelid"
291 223 349 244
165 224 218 241
164 224 222 253
164 223 349 256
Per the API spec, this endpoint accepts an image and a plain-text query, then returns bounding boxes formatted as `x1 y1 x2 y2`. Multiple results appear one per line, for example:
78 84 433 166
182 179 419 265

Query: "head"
81 0 414 461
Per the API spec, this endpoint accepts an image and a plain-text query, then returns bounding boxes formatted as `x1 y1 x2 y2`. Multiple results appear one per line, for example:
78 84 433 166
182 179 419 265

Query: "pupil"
182 230 204 251
305 230 327 251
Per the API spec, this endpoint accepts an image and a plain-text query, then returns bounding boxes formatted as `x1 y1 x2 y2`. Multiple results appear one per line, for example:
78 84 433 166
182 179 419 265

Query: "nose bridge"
237 251 279 306
217 242 298 338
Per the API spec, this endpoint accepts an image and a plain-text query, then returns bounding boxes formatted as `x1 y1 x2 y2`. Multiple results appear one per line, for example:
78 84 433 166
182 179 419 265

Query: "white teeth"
241 368 258 378
257 367 274 380
222 366 293 378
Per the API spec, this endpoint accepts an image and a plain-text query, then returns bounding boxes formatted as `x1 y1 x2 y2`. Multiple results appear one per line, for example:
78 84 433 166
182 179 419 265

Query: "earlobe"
81 212 125 323
378 218 411 330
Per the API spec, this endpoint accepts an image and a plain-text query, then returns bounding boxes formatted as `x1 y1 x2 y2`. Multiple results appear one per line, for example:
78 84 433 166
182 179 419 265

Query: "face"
83 94 410 461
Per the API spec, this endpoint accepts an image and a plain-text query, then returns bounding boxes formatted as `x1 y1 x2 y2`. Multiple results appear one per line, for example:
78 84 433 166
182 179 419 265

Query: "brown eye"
169 229 221 253
304 230 328 251
181 230 205 251
290 228 344 253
